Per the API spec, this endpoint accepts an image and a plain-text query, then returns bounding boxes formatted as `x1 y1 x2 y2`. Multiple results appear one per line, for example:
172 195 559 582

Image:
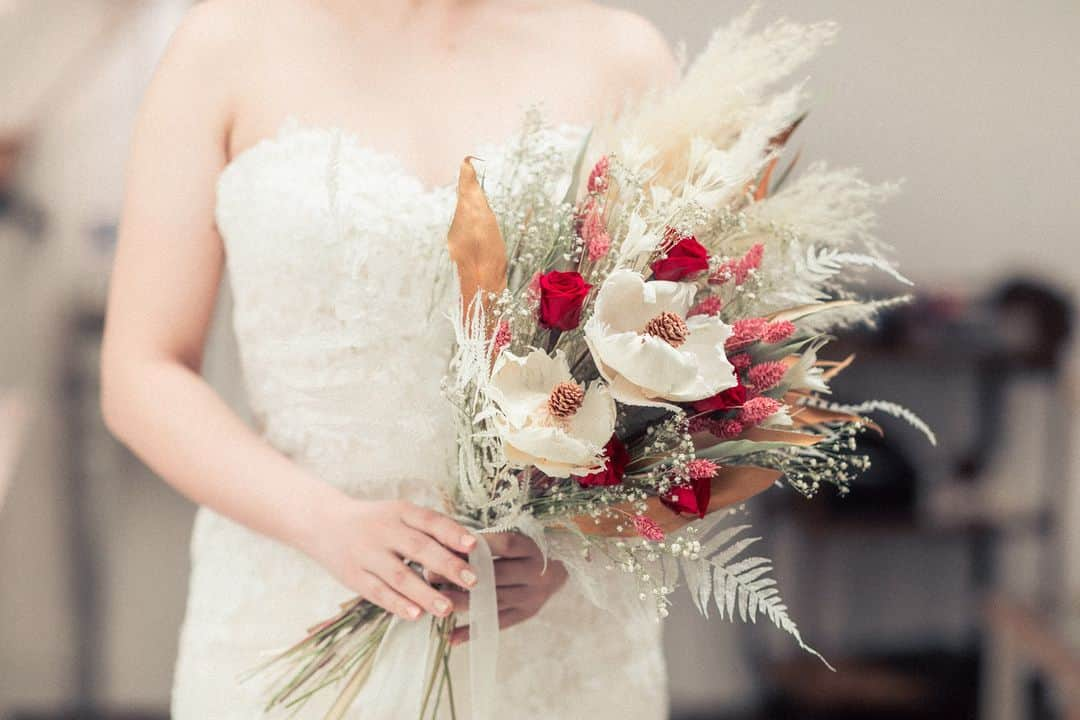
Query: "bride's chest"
216 122 457 286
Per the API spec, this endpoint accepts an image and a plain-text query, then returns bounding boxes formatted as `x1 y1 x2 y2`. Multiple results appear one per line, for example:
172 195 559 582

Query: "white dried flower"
488 349 616 477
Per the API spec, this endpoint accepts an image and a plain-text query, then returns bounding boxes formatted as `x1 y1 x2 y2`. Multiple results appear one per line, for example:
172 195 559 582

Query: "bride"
101 0 677 717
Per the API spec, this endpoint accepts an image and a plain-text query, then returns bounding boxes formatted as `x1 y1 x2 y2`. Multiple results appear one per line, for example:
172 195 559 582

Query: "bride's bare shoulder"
161 0 254 72
550 3 680 96
166 0 306 56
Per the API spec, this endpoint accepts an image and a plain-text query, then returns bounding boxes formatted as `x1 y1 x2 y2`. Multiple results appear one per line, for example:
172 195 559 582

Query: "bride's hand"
306 498 480 622
430 532 568 645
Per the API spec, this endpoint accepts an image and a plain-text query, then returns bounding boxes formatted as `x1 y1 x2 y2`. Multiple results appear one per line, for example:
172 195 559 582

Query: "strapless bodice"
214 117 587 499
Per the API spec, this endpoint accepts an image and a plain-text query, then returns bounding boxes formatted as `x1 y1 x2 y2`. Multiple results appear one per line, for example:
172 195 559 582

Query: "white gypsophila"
487 349 615 478
584 269 737 409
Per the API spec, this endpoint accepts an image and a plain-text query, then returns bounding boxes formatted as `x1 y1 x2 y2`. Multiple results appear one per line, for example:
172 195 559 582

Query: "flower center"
547 381 586 419
643 311 689 347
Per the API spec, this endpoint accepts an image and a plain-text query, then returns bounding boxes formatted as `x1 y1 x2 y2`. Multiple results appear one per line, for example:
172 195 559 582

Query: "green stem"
444 648 458 720
322 651 377 720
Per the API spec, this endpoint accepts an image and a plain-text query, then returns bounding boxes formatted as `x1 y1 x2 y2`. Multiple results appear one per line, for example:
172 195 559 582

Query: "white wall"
611 0 1080 290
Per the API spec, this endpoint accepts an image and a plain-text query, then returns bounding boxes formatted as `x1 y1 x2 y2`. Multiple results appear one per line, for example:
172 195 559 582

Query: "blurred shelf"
981 593 1080 719
7 712 166 720
787 497 1047 538
762 650 978 720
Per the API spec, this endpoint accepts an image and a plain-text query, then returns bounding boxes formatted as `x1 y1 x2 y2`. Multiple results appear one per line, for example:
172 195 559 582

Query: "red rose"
579 436 629 487
538 270 591 331
691 379 748 413
660 476 712 519
651 233 710 281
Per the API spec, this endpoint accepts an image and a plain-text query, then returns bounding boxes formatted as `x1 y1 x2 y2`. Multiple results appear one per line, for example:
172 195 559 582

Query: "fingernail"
461 534 477 550
406 606 421 620
460 569 478 587
434 598 451 615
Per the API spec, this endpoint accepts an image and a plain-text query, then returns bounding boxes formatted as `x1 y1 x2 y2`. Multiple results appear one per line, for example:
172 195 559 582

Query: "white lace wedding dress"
171 118 668 719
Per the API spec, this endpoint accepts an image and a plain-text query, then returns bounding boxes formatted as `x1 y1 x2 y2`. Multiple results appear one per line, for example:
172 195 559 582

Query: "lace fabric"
172 118 668 718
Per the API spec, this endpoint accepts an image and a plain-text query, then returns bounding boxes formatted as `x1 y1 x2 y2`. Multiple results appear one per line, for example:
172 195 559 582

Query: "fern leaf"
702 525 833 669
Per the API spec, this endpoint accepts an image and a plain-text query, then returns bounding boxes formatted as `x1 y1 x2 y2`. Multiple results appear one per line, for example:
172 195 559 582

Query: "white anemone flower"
615 212 662 264
584 269 737 409
487 349 616 478
784 345 831 394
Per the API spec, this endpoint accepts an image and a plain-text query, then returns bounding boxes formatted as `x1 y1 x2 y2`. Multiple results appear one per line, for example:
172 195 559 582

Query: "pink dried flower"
580 202 612 261
747 361 787 392
633 515 665 541
742 243 764 272
526 271 542 303
709 243 765 286
739 396 783 426
730 353 753 373
688 295 724 317
688 415 714 434
725 317 768 351
492 321 511 355
687 458 720 480
762 320 796 344
709 259 737 285
587 155 611 194
690 417 745 439
715 419 745 439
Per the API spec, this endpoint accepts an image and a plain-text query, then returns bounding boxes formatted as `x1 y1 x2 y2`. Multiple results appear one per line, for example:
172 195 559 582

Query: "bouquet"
258 8 935 718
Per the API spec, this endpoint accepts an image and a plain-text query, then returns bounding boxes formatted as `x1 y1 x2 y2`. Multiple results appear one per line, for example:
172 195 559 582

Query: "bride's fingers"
395 529 477 590
423 569 467 592
444 585 533 614
493 556 541 587
443 588 469 612
401 505 477 555
450 608 529 646
372 555 454 619
352 570 423 621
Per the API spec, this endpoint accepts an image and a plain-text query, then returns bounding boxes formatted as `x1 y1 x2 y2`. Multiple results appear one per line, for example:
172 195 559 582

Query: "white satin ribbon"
350 614 434 719
467 533 499 720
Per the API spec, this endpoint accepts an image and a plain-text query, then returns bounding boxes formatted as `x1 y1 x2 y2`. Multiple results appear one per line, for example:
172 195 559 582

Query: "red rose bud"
578 436 629 487
692 379 748 413
661 476 712 519
538 270 592 331
651 233 710 281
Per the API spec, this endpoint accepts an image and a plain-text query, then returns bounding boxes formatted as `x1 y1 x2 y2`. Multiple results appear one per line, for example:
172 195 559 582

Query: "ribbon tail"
468 535 499 720
350 616 435 719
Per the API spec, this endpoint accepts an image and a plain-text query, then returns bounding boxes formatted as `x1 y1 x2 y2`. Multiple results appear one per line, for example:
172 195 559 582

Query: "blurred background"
1 1 1077 718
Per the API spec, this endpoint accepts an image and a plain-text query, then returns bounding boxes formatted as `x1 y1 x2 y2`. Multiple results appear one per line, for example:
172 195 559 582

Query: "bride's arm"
101 5 477 623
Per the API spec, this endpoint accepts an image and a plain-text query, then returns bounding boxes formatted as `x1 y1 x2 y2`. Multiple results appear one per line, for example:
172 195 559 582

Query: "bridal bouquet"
260 9 934 718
